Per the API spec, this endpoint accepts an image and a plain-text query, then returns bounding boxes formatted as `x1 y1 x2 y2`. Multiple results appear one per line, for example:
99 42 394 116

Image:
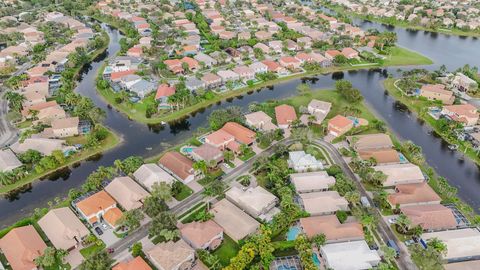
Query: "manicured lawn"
65 135 88 145
0 127 120 194
80 242 106 258
381 47 433 67
213 235 240 267
179 204 208 224
16 120 33 129
198 169 224 186
238 148 256 161
173 183 193 201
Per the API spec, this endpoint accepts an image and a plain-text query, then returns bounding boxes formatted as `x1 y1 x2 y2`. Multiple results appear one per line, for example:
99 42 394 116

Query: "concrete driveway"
65 248 83 268
95 225 121 247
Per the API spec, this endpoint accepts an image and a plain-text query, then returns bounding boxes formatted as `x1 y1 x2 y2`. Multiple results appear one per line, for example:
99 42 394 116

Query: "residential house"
288 151 323 172
291 171 336 193
346 133 394 151
155 84 175 106
210 199 260 242
10 138 67 156
387 182 441 208
217 69 240 83
127 46 143 58
275 104 297 129
320 241 381 270
191 144 224 165
297 36 312 49
158 151 196 184
179 220 223 250
300 215 364 242
452 73 478 92
422 228 480 262
201 73 222 89
22 91 46 107
185 76 206 92
38 207 89 250
328 115 354 137
442 104 479 126
374 163 425 187
244 111 278 131
113 257 152 270
310 52 332 67
325 49 341 60
75 190 123 228
219 31 236 40
129 79 156 99
341 47 359 59
226 186 279 221
0 149 22 172
262 59 288 75
299 191 349 215
253 43 271 54
205 122 256 153
105 176 149 211
249 61 268 74
307 99 331 123
255 30 273 41
50 117 79 138
358 149 401 165
268 40 283 53
147 239 195 270
400 204 457 231
0 225 47 270
194 52 217 67
279 56 302 70
233 66 255 82
133 163 176 191
420 84 455 105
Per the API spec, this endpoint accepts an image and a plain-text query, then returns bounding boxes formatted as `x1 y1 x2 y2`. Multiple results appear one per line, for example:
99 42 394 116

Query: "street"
0 90 19 148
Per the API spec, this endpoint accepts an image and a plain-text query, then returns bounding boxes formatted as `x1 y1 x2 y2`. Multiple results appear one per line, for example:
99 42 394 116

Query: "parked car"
387 239 400 257
405 239 415 246
102 223 108 230
95 227 103 235
388 218 397 224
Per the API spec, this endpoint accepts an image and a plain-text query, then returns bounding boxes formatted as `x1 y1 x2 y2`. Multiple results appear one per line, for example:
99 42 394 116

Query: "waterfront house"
147 239 195 270
232 66 255 82
346 133 394 151
307 99 332 123
275 104 297 129
50 116 79 138
291 171 336 193
0 225 47 270
300 215 364 242
299 191 349 215
210 199 260 242
288 151 323 172
328 115 354 137
205 122 256 153
158 151 196 184
217 69 240 83
452 73 478 92
358 149 401 165
75 190 123 228
374 163 425 187
226 186 279 220
0 149 22 172
279 56 302 70
262 59 288 75
400 204 457 231
38 207 89 250
387 182 441 208
341 47 359 59
179 220 224 250
422 228 480 262
420 84 455 105
155 84 175 106
201 73 222 89
191 143 224 165
10 138 67 156
105 176 149 211
185 76 206 92
325 49 341 60
320 241 381 270
244 111 278 132
249 61 268 74
134 163 176 191
442 104 479 126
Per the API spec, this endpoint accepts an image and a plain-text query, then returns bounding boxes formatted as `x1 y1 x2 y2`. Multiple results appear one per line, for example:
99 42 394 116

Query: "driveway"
65 248 83 268
95 225 121 247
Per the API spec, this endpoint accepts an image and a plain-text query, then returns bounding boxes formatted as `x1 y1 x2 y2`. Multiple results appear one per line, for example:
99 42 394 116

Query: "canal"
1 22 480 227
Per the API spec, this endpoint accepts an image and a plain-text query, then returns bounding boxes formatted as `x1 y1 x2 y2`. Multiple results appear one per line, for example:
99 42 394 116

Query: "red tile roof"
156 84 176 99
110 70 137 81
158 152 194 181
221 122 256 145
275 104 297 125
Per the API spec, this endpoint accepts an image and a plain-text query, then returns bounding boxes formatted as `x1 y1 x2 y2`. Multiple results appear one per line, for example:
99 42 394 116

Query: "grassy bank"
325 3 480 38
0 127 120 194
384 78 480 166
96 46 431 125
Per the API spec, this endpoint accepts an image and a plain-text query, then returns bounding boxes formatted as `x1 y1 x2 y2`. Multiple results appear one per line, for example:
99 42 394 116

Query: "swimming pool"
398 153 407 163
312 253 321 267
180 146 196 155
286 226 301 241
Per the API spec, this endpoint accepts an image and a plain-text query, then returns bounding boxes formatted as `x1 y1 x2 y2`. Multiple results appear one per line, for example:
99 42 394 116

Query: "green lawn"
381 47 433 66
16 120 33 129
80 242 106 258
198 169 224 186
173 183 193 201
238 148 256 161
179 204 208 224
0 126 120 194
212 235 240 267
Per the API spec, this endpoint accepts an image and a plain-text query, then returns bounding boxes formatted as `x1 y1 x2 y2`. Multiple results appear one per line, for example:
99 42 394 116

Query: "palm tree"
395 214 411 234
193 160 208 175
380 245 397 264
344 191 361 206
5 91 25 112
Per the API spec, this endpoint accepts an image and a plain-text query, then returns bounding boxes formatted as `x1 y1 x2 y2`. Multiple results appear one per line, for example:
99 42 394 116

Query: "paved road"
0 90 19 148
107 139 294 260
315 139 416 270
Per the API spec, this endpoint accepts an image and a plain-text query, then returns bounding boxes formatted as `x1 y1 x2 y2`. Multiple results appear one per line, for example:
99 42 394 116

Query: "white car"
102 223 109 230
388 218 397 224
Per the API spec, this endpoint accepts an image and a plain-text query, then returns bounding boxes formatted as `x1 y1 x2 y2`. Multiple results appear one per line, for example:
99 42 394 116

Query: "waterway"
1 21 480 228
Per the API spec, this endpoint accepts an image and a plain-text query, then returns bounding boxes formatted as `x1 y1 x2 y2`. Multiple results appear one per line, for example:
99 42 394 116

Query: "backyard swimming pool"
180 145 196 155
312 253 321 267
286 226 301 241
